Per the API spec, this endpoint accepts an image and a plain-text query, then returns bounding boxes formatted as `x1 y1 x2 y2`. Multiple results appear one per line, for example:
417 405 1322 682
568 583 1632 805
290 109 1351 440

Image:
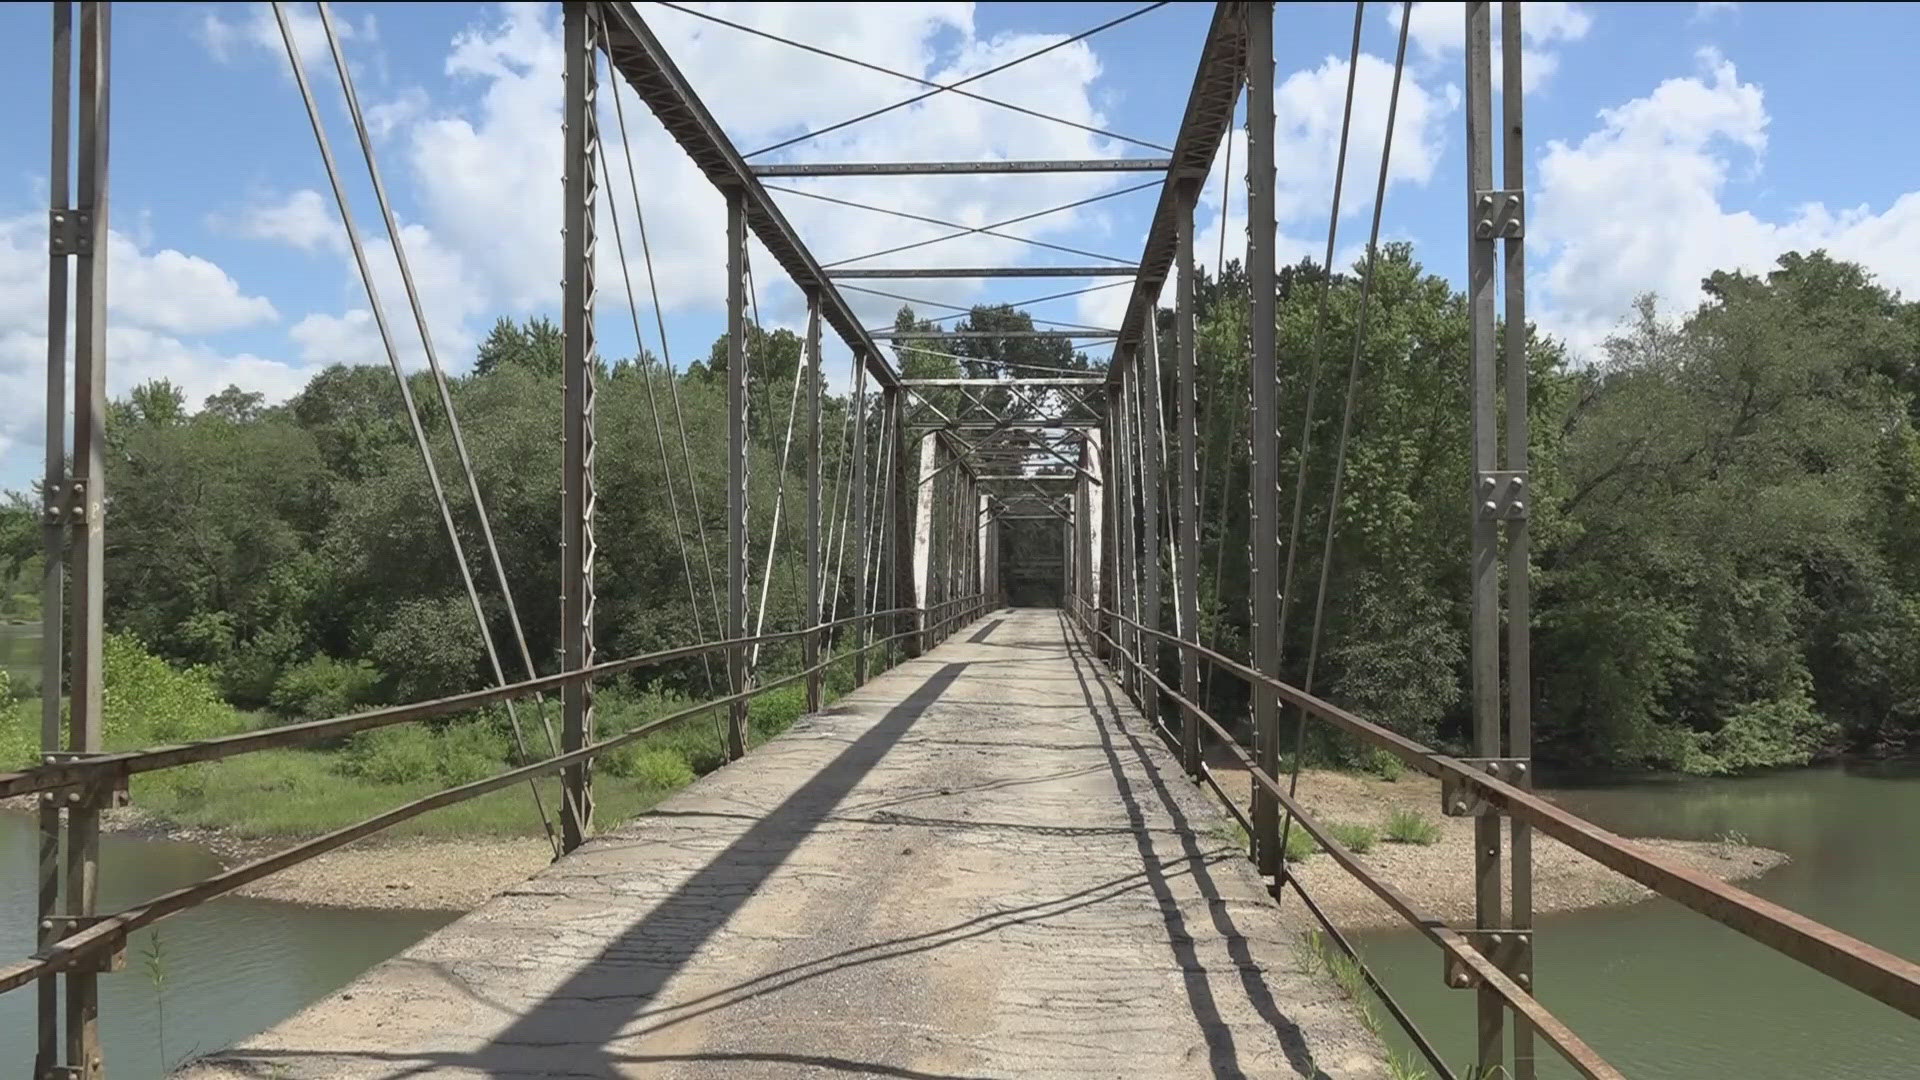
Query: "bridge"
6 2 1919 1079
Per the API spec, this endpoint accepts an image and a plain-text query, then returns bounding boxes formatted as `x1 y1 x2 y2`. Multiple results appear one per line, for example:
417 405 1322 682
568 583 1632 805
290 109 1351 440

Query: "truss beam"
751 158 1170 176
829 265 1137 280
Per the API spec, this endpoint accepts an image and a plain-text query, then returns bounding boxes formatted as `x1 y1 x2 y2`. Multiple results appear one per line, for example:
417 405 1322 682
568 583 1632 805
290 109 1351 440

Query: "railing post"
1139 327 1165 728
1098 405 1117 661
36 5 74 1076
851 356 870 683
560 0 599 850
1175 176 1202 777
912 432 938 652
1464 3 1516 1074
1488 4 1539 1076
50 6 111 1076
889 389 914 659
804 293 823 712
724 185 750 759
1247 0 1282 879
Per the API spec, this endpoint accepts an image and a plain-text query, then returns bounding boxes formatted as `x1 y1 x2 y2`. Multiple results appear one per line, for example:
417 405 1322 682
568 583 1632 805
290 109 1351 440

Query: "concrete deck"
181 610 1382 1079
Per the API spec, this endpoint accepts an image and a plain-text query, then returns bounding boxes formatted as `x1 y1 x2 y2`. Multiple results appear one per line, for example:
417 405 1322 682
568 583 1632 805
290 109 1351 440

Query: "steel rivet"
1476 219 1494 237
40 919 52 930
1450 799 1468 815
1478 195 1494 212
1483 500 1498 514
1518 972 1532 988
1485 761 1500 775
1450 971 1471 988
1514 762 1528 775
1512 501 1525 513
1489 933 1504 946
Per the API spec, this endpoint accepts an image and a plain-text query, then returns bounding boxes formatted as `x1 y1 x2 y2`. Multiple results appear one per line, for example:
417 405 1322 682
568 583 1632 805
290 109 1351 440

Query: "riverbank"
1217 765 1789 930
8 758 1788 920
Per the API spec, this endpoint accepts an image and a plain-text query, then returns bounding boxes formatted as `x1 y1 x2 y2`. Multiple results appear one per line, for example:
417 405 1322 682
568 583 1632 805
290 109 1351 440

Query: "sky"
4 1 1920 493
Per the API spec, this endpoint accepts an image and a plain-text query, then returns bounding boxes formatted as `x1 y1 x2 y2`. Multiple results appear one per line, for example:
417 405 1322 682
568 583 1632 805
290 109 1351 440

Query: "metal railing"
1068 597 1920 1079
0 595 991 1000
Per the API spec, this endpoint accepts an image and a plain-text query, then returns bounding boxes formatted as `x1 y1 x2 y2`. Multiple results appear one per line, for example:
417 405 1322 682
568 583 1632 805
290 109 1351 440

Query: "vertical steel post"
803 296 824 712
912 431 937 652
1139 331 1165 727
1175 179 1202 777
1246 0 1282 878
850 358 870 681
560 0 599 849
1100 400 1118 661
889 390 914 658
37 5 74 1074
1501 4 1535 1076
725 188 749 756
1114 360 1136 695
63 5 110 1074
1464 3 1507 1072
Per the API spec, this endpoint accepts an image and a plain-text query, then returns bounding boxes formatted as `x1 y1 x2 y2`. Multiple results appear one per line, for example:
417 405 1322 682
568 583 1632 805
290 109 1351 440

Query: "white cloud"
234 189 339 253
1390 2 1591 93
1693 2 1740 22
1534 49 1920 357
200 2 373 74
1174 49 1458 331
0 213 306 486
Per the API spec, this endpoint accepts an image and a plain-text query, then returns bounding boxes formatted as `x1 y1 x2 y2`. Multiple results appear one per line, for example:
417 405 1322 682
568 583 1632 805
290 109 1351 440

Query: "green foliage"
1283 824 1318 863
270 654 382 720
1327 821 1378 854
338 721 508 786
1383 808 1442 845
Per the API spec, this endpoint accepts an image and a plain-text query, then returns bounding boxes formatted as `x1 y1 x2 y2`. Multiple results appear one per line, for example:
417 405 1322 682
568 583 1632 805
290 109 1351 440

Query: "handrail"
0 607 917 800
1073 614 1589 1079
1089 605 1920 1024
0 595 993 996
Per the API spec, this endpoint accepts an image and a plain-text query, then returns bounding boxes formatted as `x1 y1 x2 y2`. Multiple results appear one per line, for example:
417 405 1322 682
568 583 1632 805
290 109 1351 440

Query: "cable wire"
653 2 1177 159
287 2 561 855
600 62 720 696
1276 0 1411 884
607 69 727 650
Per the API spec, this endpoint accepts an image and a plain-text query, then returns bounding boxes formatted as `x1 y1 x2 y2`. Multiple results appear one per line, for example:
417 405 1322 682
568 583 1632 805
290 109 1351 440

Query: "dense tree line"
2 247 1915 775
1176 247 1920 772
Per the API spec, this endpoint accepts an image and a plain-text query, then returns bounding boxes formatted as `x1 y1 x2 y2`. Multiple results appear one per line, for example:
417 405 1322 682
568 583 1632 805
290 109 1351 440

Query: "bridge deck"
183 610 1381 1079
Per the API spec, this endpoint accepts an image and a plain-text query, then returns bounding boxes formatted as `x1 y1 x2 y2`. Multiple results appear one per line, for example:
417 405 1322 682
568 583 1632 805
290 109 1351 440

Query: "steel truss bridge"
6 2 1918 1078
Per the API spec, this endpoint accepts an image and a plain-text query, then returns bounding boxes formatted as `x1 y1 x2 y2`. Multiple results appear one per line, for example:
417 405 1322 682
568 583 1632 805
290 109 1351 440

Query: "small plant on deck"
1384 807 1442 845
1327 821 1378 854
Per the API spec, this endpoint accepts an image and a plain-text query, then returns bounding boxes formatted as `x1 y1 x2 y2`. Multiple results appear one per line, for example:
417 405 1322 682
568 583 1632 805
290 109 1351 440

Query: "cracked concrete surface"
179 610 1385 1079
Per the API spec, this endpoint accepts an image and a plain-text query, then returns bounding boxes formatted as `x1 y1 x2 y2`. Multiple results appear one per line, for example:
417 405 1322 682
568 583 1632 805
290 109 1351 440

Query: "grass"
1383 807 1443 845
1327 821 1379 854
1283 822 1318 863
127 646 871 840
1295 930 1431 1080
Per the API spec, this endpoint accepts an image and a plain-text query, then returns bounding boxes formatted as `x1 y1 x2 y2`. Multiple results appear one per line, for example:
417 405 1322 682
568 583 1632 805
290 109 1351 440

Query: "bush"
1327 821 1378 854
607 747 695 789
102 633 246 746
270 655 382 720
1283 823 1318 863
1384 807 1442 845
338 720 510 786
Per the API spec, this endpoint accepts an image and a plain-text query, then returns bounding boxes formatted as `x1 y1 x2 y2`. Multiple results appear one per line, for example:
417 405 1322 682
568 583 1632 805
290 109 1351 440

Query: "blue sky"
4 1 1920 492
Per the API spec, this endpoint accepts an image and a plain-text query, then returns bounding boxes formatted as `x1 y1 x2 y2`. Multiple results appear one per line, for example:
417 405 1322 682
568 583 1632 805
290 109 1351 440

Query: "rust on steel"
1104 611 1920 1023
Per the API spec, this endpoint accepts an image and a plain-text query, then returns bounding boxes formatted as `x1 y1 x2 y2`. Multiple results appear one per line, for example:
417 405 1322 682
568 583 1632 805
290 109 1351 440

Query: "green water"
0 812 450 1078
1353 758 1920 1078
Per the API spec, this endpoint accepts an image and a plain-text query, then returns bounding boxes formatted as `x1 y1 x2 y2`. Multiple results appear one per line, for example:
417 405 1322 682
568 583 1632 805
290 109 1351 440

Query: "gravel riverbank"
10 762 1786 919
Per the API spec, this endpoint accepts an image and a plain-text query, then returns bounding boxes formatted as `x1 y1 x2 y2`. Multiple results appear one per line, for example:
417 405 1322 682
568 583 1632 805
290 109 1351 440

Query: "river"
0 812 450 1077
1355 757 1920 1078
